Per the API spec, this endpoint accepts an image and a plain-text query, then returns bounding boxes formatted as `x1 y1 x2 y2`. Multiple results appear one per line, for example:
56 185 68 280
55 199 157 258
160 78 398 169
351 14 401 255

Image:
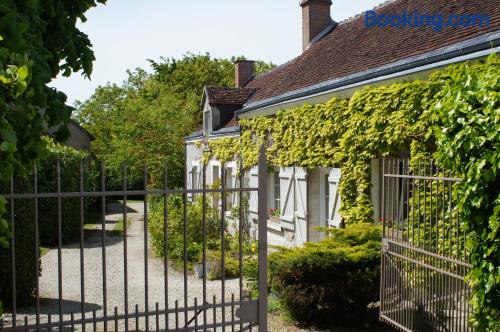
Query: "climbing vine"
430 57 500 330
200 55 499 328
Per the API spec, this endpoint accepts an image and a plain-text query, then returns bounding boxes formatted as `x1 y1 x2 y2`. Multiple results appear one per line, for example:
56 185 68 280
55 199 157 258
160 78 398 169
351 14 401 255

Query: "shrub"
0 194 37 308
269 223 382 326
0 139 99 308
36 139 99 246
148 195 221 263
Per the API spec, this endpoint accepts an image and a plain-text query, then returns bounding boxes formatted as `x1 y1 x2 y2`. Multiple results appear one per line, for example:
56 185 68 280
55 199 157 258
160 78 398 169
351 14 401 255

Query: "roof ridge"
205 86 255 91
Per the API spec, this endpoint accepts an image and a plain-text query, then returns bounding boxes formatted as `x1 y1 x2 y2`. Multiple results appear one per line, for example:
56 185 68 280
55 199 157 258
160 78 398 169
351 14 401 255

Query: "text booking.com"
365 10 491 31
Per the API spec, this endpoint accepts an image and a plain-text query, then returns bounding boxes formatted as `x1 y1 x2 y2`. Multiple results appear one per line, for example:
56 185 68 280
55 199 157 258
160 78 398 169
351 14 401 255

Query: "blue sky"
51 0 386 105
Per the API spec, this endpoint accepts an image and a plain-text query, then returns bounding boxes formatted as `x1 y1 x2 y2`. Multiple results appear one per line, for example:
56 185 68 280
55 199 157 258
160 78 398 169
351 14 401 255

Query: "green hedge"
0 194 37 308
36 139 99 246
269 223 382 326
0 138 99 308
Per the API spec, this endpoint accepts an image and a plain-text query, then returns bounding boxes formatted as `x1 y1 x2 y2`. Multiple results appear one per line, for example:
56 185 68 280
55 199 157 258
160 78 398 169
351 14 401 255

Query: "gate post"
257 145 268 332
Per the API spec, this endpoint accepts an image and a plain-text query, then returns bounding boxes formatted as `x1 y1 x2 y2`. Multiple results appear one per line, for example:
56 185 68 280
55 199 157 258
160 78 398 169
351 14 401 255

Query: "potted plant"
269 208 280 223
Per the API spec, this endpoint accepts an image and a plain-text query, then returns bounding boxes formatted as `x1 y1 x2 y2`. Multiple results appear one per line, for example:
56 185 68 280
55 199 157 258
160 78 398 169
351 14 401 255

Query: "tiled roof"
205 87 255 105
222 116 239 128
245 0 500 103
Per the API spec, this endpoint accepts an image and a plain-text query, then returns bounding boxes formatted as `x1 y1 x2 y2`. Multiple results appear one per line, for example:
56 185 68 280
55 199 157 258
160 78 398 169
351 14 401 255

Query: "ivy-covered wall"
200 55 499 329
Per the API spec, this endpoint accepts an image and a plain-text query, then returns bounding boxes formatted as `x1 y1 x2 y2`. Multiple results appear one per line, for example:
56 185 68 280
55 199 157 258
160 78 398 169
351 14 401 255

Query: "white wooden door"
279 167 295 230
294 167 308 244
328 168 342 228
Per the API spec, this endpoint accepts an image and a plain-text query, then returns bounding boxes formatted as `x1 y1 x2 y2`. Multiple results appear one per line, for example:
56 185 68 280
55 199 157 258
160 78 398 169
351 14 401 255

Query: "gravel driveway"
11 201 241 331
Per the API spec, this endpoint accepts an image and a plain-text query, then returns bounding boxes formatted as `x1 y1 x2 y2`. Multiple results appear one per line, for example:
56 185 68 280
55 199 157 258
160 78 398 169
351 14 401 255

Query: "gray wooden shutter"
279 167 295 230
328 168 342 228
294 167 308 245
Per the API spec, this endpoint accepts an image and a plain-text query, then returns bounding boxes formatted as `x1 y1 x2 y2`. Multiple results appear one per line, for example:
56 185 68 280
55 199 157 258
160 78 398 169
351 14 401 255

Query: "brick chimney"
235 60 254 88
301 0 333 51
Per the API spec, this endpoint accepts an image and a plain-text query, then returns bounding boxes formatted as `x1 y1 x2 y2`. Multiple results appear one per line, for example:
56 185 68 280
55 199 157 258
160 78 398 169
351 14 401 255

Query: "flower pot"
193 261 221 279
194 263 204 278
269 215 280 224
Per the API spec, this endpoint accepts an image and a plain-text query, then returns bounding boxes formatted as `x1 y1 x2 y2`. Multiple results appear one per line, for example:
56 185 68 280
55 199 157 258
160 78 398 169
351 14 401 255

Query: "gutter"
185 126 241 143
237 31 500 116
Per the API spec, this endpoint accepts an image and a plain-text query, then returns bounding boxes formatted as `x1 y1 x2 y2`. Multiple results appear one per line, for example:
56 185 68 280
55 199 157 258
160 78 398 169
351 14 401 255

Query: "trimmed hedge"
269 223 382 326
0 138 99 308
36 139 99 246
0 194 37 308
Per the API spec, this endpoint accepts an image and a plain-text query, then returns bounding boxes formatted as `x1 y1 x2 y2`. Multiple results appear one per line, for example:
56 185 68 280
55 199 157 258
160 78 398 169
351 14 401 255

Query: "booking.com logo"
365 10 491 31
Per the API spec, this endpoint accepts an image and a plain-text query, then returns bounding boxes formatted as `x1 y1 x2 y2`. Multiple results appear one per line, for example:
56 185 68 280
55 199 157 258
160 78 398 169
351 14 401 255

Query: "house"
185 0 500 247
46 120 95 152
64 120 95 152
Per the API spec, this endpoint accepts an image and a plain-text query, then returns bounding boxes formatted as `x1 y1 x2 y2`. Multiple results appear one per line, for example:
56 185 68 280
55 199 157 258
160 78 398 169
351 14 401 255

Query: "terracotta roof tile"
245 0 499 103
205 87 255 105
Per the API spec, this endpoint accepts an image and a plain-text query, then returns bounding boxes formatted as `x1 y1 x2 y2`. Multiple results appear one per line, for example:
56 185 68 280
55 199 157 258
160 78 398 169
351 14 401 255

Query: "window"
212 165 220 186
324 174 330 225
268 171 281 221
273 172 281 210
192 166 198 190
211 165 221 207
191 166 198 201
225 167 233 208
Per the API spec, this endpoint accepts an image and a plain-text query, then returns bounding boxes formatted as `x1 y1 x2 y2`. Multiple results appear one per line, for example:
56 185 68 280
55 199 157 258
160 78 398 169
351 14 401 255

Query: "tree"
76 53 275 188
0 0 106 314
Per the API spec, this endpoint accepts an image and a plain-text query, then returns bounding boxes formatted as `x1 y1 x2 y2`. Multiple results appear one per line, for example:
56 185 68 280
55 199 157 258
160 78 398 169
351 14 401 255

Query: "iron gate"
0 146 268 331
380 158 473 332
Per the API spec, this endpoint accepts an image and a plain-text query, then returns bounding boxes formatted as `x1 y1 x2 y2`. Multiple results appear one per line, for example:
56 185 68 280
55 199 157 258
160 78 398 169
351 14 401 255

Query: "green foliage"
35 138 99 246
0 1 105 314
148 196 221 263
76 54 275 188
0 138 99 310
429 55 500 331
269 223 382 326
0 191 37 309
0 0 106 180
149 195 256 280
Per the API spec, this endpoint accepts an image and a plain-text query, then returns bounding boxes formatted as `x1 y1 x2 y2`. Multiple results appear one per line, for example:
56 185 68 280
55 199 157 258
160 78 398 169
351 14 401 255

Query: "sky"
51 0 386 106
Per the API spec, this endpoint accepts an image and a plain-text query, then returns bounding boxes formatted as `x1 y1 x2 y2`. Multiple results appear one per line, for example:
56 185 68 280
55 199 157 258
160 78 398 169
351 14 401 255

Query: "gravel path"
9 201 241 331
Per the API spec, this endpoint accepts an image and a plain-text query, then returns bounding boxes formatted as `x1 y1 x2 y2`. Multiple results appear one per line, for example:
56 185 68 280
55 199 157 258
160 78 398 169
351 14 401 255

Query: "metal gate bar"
0 147 268 331
380 158 473 332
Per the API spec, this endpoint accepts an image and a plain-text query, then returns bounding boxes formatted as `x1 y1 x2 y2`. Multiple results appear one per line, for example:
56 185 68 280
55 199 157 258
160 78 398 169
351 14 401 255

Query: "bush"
0 138 99 308
269 223 382 326
149 195 221 263
36 139 99 246
0 195 37 308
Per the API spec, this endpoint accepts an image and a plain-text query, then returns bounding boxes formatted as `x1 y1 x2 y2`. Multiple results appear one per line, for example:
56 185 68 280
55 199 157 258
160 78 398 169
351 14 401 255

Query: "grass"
110 217 132 236
40 246 51 257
